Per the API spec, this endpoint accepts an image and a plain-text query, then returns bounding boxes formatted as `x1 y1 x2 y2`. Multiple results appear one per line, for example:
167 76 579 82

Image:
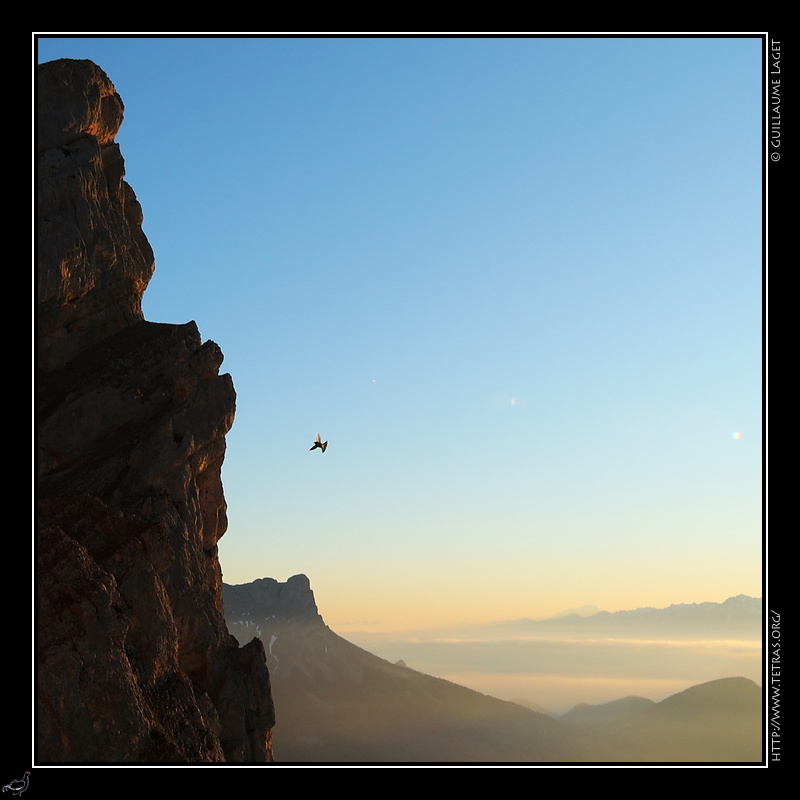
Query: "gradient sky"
36 35 763 632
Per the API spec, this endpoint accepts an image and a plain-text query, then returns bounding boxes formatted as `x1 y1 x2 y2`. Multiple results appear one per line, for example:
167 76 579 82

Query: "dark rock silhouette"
36 59 274 763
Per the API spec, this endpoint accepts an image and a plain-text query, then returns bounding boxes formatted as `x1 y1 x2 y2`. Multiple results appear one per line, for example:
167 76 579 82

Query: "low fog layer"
345 596 761 713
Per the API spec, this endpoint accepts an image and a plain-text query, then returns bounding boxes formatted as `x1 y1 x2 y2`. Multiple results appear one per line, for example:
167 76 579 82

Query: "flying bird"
309 433 328 453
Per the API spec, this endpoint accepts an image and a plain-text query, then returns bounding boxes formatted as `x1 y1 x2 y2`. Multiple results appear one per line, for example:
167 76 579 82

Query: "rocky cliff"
36 59 274 763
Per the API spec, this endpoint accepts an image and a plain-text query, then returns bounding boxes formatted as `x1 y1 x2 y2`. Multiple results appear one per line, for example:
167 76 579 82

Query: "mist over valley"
225 577 762 762
344 595 761 712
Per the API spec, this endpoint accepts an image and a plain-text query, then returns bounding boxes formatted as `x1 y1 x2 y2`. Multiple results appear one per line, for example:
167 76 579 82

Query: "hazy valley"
345 594 762 714
225 576 762 763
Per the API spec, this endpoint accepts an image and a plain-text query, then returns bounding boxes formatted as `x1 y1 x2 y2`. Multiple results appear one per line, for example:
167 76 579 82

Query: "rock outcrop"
36 59 274 763
225 574 324 627
224 576 593 763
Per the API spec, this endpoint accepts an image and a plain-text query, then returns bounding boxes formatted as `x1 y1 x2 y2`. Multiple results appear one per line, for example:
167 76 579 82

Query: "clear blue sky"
36 36 763 630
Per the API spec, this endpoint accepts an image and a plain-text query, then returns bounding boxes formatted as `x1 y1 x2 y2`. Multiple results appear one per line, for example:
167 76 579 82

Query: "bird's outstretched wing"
310 433 327 452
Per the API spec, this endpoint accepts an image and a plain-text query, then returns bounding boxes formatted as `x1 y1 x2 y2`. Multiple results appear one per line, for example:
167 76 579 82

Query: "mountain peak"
224 574 324 627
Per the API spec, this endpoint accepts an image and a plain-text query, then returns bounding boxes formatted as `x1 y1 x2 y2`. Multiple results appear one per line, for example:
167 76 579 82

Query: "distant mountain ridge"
547 594 761 624
224 576 763 763
446 594 763 641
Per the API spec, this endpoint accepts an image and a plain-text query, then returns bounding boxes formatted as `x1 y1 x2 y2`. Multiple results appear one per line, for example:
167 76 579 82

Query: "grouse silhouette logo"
2 773 29 797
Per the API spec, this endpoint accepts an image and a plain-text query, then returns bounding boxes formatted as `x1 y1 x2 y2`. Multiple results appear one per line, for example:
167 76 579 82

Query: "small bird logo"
309 433 328 453
2 773 30 797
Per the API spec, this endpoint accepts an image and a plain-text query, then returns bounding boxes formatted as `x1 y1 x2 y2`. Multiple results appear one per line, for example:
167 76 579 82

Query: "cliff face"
36 59 274 763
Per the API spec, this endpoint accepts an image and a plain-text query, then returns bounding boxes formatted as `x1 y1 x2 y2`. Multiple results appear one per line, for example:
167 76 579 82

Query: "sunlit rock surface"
37 58 274 763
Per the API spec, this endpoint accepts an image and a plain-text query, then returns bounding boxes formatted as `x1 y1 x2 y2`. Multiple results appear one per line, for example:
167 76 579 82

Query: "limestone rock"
36 59 274 763
224 574 324 626
37 58 154 373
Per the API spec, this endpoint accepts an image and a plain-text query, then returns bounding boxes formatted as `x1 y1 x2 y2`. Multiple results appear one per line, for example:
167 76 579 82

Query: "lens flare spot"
490 392 526 411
